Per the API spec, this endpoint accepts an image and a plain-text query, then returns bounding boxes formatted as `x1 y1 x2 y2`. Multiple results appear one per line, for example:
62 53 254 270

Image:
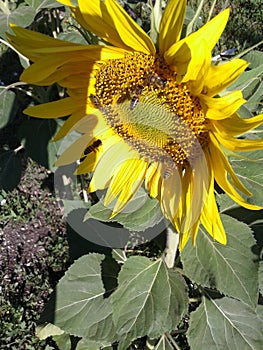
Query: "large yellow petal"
215 133 263 152
158 0 187 55
24 98 75 119
203 59 249 97
160 166 181 224
212 113 263 137
89 140 135 192
164 9 229 74
200 90 246 120
106 158 148 216
209 137 261 210
200 170 227 244
76 0 155 54
210 134 251 196
145 163 162 199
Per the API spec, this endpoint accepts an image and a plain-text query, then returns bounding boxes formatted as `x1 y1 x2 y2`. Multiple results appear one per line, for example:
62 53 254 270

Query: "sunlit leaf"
181 215 258 307
1 5 36 38
24 0 62 10
112 256 188 349
37 323 65 340
53 333 71 350
40 254 117 343
85 187 164 232
0 89 16 128
76 338 111 350
231 152 263 207
187 296 263 350
243 50 263 70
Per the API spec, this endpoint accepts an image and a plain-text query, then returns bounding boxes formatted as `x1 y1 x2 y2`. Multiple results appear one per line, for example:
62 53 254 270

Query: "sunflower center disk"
93 53 209 169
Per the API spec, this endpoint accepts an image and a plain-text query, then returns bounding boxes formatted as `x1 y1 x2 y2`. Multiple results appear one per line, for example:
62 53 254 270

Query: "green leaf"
181 215 258 308
53 333 71 350
40 254 117 343
1 5 36 39
76 338 111 350
24 0 62 10
0 150 22 190
85 187 164 232
154 334 174 350
18 118 60 170
243 50 263 70
231 153 263 207
0 89 16 128
187 296 263 350
37 323 65 340
112 256 188 349
259 261 263 294
226 64 263 99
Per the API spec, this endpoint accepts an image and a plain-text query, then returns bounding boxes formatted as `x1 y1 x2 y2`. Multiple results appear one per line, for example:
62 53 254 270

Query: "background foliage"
0 0 262 349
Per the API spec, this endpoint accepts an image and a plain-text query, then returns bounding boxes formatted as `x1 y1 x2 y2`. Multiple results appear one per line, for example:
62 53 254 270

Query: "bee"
129 85 144 111
145 73 166 89
130 96 139 110
84 139 102 155
90 94 102 109
163 168 173 179
80 139 102 162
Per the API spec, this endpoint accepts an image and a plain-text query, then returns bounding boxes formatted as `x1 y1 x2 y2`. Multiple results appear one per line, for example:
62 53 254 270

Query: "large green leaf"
0 150 22 190
259 261 263 294
24 0 62 10
231 151 263 207
19 118 61 170
181 215 258 308
187 296 263 350
76 338 111 350
0 89 16 128
85 187 164 232
1 5 36 39
40 254 117 343
112 256 188 349
227 64 263 94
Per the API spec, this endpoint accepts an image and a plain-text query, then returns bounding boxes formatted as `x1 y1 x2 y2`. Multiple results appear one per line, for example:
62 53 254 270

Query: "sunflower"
8 0 263 250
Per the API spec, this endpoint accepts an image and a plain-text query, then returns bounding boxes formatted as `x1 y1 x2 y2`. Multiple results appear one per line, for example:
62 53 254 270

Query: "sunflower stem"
207 0 217 22
186 0 206 36
164 226 179 268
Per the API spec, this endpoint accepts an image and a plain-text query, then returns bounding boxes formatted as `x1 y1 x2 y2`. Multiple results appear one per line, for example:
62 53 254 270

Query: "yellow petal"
75 132 116 174
179 154 209 235
77 0 155 54
203 59 249 97
107 159 148 216
213 113 263 137
216 133 263 152
145 163 162 198
160 166 181 223
209 137 262 210
89 140 133 192
55 134 92 166
24 98 75 119
164 9 229 76
165 38 211 86
210 134 251 196
200 90 246 120
200 170 227 244
158 0 187 55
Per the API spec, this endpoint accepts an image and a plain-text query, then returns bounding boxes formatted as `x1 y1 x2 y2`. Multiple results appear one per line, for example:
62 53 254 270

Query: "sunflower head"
7 0 263 250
